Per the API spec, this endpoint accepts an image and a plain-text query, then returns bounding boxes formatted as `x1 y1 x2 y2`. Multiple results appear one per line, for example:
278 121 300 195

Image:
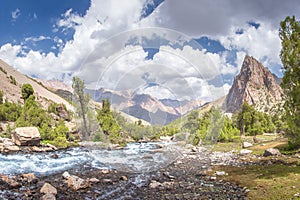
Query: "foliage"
0 90 3 104
111 109 162 142
72 76 90 138
48 102 59 115
0 100 22 121
0 66 7 74
9 75 17 85
97 99 122 144
21 83 34 100
234 103 276 136
279 16 300 146
184 107 240 145
16 95 52 137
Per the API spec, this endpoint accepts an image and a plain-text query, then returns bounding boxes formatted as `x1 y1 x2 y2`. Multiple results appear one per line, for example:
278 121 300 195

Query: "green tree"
21 84 34 100
279 16 300 146
72 77 90 138
97 99 120 143
16 95 51 132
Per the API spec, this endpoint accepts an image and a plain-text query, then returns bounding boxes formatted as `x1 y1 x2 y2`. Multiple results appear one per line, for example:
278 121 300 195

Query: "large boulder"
12 127 41 146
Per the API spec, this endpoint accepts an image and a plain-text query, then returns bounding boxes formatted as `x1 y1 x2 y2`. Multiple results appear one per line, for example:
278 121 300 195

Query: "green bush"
21 84 34 100
0 101 22 121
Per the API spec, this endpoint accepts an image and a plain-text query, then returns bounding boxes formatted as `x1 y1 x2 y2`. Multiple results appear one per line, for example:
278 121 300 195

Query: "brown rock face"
224 55 282 113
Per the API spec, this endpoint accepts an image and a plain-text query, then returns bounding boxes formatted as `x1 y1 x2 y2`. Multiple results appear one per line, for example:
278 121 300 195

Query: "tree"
97 99 120 143
279 16 300 146
72 77 90 138
21 84 34 100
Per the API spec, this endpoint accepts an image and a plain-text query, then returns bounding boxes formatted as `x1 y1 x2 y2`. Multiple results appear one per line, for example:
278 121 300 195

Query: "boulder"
40 182 57 195
242 142 253 148
240 149 253 155
263 148 281 157
12 127 41 146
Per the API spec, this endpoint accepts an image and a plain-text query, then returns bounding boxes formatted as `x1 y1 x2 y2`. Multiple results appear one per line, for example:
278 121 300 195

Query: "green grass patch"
212 164 300 200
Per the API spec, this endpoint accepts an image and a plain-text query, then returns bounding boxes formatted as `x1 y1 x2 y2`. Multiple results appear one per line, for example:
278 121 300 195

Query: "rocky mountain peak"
224 55 282 113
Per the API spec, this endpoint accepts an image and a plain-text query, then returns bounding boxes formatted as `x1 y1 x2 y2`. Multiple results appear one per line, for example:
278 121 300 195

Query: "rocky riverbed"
0 144 250 200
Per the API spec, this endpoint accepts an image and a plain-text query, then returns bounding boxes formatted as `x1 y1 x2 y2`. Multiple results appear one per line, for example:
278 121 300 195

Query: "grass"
212 164 300 200
208 134 300 199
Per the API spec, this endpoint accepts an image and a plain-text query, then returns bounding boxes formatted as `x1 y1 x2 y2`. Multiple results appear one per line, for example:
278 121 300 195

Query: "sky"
0 0 299 102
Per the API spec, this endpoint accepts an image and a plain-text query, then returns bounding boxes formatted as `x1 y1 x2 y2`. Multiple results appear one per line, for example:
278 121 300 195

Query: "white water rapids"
0 142 181 176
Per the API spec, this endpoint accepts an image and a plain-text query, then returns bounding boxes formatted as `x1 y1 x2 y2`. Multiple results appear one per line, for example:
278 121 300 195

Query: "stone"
41 193 56 200
12 127 41 146
21 173 37 183
149 180 162 189
216 171 226 176
0 175 20 188
40 182 57 195
5 145 20 152
62 171 71 179
100 169 110 174
67 175 89 190
120 176 128 181
102 179 113 184
242 142 253 148
240 149 252 155
89 178 100 183
263 148 281 157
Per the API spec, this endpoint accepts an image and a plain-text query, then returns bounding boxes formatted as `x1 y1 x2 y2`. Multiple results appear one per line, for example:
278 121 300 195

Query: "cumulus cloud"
152 0 300 37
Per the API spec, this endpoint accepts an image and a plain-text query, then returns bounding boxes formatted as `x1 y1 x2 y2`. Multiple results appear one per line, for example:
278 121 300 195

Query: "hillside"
0 59 73 111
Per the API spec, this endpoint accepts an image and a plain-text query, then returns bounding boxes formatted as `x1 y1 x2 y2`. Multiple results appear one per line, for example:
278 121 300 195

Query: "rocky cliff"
224 55 282 113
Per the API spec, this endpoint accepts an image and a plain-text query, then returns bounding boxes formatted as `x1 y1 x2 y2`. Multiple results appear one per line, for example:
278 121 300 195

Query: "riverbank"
0 136 299 199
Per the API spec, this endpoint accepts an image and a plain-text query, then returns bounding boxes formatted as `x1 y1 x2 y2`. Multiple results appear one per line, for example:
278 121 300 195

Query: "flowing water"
0 142 181 176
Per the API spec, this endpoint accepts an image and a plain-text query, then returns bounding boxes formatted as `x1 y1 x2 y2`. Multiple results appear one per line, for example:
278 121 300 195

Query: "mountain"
86 88 205 125
224 55 283 113
0 59 73 110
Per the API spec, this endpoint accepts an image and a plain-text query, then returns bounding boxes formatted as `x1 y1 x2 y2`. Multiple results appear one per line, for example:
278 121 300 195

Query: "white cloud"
11 8 21 21
25 36 51 42
219 22 281 70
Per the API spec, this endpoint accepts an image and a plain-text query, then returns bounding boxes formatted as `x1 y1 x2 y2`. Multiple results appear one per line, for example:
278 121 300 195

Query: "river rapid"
0 142 181 176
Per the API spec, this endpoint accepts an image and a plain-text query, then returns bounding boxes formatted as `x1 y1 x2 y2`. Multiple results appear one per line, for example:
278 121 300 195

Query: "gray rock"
240 149 252 155
242 142 253 148
263 148 281 156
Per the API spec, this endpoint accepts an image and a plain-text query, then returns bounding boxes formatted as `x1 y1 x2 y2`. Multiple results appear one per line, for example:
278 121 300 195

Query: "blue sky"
0 0 299 101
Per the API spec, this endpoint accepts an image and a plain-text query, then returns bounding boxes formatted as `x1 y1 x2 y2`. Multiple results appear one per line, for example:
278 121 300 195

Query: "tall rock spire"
224 55 282 113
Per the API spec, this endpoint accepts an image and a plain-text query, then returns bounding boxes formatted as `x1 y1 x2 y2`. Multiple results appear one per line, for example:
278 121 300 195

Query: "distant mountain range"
85 88 204 125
